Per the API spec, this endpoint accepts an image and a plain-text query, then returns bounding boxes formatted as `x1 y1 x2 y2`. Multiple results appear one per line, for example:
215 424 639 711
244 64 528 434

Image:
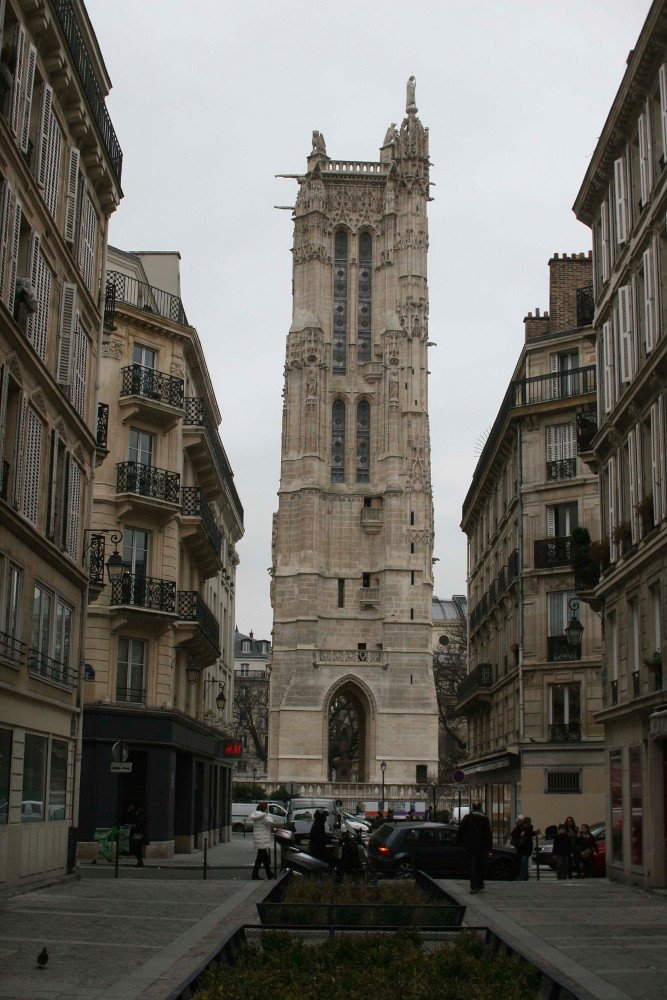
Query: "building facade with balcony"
457 255 604 845
78 246 243 858
0 0 122 891
432 595 468 776
232 627 270 781
573 0 667 889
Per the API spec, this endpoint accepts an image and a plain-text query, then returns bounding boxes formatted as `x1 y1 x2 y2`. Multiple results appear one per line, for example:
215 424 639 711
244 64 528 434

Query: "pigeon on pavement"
36 947 48 969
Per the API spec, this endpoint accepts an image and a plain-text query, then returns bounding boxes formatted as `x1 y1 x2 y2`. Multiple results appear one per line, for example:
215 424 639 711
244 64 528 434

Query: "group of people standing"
550 816 599 879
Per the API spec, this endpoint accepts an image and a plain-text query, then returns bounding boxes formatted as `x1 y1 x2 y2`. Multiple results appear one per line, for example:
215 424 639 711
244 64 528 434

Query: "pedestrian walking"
130 807 148 867
563 816 579 878
514 816 535 881
455 802 492 894
250 801 274 880
552 823 573 880
576 823 598 878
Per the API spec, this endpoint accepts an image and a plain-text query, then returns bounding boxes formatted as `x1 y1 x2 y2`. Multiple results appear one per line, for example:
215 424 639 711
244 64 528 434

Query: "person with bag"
250 802 275 880
130 807 148 867
455 802 493 893
514 816 535 881
576 823 598 878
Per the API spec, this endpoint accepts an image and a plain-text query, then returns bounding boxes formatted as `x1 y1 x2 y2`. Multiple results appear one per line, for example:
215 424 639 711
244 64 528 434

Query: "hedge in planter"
195 930 541 1000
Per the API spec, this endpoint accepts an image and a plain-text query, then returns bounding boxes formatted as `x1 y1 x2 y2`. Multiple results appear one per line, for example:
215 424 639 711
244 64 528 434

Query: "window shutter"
36 83 53 189
628 430 638 544
614 156 628 244
21 406 42 525
639 112 650 205
644 245 656 353
650 401 663 524
78 190 97 293
71 317 88 418
0 364 8 470
548 593 564 637
546 425 556 464
601 199 610 283
609 455 617 562
42 111 62 220
64 148 80 245
0 180 12 302
26 231 51 361
56 282 77 388
59 450 70 549
47 427 59 538
66 456 82 559
20 43 37 155
7 198 22 317
602 320 613 412
546 507 556 538
563 423 576 461
9 22 26 138
618 285 634 382
549 353 560 399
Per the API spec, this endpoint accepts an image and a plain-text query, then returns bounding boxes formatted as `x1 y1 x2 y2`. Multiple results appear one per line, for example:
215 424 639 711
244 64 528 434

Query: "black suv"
367 822 518 880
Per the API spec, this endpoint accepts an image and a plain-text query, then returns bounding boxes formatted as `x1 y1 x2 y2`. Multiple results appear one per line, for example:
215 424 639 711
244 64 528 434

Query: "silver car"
287 798 339 842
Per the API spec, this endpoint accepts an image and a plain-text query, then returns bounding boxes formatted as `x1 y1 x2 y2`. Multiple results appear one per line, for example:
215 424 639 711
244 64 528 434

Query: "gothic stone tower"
268 80 439 786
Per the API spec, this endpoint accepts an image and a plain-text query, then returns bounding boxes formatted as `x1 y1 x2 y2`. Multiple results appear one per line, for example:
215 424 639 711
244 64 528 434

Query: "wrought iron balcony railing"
28 648 72 687
88 533 106 585
105 271 187 327
116 461 180 504
546 457 576 481
177 591 221 653
111 573 176 613
469 549 519 632
0 629 24 667
120 364 184 408
53 1 123 184
576 285 595 327
181 486 222 557
96 402 109 449
534 536 571 569
576 406 597 452
115 686 146 705
549 723 581 742
184 397 244 524
547 636 581 662
457 663 493 704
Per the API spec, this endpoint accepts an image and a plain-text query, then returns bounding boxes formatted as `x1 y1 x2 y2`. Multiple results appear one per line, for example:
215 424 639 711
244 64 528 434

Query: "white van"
231 801 287 833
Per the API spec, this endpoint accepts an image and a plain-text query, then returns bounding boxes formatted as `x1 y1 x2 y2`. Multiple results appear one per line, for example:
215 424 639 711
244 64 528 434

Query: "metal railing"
0 629 24 667
53 1 123 184
549 723 581 742
576 285 595 327
184 397 244 524
181 487 222 558
457 663 493 704
88 534 106 585
177 591 220 653
236 669 269 679
547 636 581 662
111 573 176 613
469 549 519 631
576 406 597 452
115 687 146 705
96 403 109 449
120 364 184 408
546 458 577 481
534 536 572 569
317 649 385 665
116 461 180 504
28 648 72 687
105 271 188 327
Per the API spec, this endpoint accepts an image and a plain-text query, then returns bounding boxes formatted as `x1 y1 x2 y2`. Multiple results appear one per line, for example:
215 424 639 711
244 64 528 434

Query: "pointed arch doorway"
327 679 371 783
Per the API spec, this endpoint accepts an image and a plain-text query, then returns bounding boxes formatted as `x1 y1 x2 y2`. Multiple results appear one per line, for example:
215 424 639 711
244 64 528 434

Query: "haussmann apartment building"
78 246 244 858
457 254 605 844
0 0 122 891
573 0 667 889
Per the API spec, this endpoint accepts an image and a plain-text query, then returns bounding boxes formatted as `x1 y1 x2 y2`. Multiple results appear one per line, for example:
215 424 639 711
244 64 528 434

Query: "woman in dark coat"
130 808 148 867
576 823 598 878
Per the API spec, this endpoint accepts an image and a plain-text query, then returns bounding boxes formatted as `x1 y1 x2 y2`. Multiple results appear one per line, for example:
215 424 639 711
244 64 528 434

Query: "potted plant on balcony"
635 494 654 534
644 651 662 672
611 520 632 547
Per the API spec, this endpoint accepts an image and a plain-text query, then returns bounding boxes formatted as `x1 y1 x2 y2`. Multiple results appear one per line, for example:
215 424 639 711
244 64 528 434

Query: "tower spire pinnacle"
406 75 417 115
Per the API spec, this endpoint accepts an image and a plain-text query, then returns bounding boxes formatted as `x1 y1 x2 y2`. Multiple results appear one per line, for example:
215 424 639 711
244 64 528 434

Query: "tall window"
31 585 72 683
551 349 580 397
0 558 21 666
49 739 67 820
129 428 154 467
332 231 348 374
357 233 372 363
549 683 581 740
22 733 47 822
331 400 345 483
356 400 370 483
546 423 576 481
133 344 157 369
116 637 146 703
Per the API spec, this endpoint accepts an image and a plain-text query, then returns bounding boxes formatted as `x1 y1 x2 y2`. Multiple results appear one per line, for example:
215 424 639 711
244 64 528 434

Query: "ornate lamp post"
564 599 584 647
380 759 387 812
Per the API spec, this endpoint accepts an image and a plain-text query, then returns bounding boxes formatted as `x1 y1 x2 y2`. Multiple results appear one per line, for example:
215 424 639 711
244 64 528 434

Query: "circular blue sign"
452 769 466 784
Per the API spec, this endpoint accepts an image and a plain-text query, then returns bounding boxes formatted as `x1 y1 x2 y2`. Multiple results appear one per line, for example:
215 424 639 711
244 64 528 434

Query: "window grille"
332 231 347 374
357 233 372 363
356 400 370 483
545 770 581 794
331 399 345 482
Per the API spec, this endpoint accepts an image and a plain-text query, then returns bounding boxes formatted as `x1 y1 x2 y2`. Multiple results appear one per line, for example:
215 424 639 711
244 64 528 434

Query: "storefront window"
22 734 47 822
49 740 68 821
629 745 642 869
610 748 623 864
0 728 11 824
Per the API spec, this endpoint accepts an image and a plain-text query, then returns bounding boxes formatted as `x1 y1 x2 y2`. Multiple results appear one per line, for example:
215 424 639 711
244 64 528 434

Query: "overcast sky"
86 0 649 640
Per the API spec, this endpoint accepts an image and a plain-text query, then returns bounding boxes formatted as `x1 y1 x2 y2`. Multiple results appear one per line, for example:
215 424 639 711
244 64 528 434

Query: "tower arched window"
333 231 348 374
356 400 370 483
357 233 372 363
331 400 346 483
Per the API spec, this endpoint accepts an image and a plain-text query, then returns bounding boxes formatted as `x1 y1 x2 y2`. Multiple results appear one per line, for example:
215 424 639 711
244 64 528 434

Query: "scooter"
274 827 373 880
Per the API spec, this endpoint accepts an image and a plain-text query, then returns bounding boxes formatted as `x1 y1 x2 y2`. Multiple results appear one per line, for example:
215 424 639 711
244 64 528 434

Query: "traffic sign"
452 768 466 784
111 742 129 763
111 762 133 773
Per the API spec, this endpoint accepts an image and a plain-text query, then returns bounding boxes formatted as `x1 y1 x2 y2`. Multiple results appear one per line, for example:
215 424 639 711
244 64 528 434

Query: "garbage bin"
93 827 114 863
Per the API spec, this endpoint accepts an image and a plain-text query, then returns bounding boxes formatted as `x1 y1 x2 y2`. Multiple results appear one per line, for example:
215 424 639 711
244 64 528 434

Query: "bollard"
203 837 208 880
535 830 540 881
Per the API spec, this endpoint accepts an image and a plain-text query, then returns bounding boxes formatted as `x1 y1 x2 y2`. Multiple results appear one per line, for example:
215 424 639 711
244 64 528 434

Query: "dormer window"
242 640 250 653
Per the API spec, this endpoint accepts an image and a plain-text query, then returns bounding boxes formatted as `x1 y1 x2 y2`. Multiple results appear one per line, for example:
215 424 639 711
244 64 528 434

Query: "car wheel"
232 822 245 833
395 859 414 879
487 858 517 881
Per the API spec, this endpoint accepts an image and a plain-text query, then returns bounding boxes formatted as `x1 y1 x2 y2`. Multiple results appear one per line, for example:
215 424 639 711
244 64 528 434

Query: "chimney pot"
536 308 540 318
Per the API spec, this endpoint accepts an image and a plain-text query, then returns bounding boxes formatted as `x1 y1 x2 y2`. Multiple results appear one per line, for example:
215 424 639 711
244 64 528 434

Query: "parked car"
534 822 606 877
367 822 518 879
286 798 340 842
231 801 287 834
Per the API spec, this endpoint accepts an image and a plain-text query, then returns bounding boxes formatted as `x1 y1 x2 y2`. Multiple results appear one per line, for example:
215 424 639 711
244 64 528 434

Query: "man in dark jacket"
455 803 493 893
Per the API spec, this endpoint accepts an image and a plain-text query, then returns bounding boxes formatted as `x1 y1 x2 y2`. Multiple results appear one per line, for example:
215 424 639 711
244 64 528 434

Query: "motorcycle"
274 827 374 881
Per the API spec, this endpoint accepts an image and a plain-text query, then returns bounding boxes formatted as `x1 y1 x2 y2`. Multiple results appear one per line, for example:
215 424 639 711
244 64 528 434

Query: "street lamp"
186 657 199 686
564 598 584 647
84 529 126 583
380 759 387 812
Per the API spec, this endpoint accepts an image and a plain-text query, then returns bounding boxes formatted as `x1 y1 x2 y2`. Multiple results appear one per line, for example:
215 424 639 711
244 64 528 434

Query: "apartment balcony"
576 406 597 454
183 398 244 527
361 507 384 533
546 458 577 482
28 649 73 689
534 536 571 570
512 365 596 408
0 629 24 669
571 540 608 594
110 573 176 633
180 487 223 577
176 591 221 666
96 403 109 451
104 271 187 329
359 587 381 610
115 687 146 705
549 723 582 742
547 636 581 662
456 663 493 715
118 364 185 427
116 461 180 522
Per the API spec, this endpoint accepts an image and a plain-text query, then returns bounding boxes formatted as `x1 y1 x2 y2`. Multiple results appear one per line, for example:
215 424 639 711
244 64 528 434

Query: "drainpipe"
517 421 525 743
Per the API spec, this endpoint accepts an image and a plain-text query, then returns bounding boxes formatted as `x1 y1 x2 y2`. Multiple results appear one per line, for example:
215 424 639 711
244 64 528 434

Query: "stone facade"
268 81 439 785
233 627 270 780
0 0 121 892
79 246 243 858
574 0 667 889
458 255 604 844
